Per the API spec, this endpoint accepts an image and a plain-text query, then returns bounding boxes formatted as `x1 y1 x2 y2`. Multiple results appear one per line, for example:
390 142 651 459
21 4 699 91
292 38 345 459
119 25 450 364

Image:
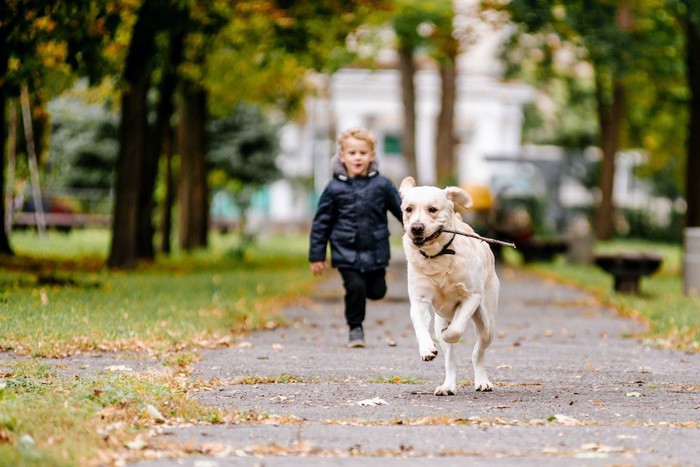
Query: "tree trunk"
398 45 418 180
161 125 175 254
436 58 457 186
137 30 185 260
594 74 626 241
108 3 157 269
0 95 14 256
0 62 12 254
178 85 209 251
686 16 700 228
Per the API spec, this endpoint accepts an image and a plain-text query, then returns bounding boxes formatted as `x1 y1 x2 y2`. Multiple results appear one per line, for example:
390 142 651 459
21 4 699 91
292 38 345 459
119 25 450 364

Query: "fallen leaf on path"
270 395 291 402
548 414 580 425
144 404 166 424
126 439 147 450
356 397 389 406
105 365 134 372
581 443 625 453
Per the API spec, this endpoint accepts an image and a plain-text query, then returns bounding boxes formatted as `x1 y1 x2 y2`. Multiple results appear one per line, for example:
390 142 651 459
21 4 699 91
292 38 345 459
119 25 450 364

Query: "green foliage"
617 206 685 243
46 96 118 190
207 103 281 253
391 0 456 61
1 0 121 96
205 0 382 117
207 103 281 188
270 0 386 72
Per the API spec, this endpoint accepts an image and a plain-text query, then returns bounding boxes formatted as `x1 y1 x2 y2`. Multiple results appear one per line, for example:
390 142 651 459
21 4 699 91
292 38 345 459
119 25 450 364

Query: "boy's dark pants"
338 268 387 329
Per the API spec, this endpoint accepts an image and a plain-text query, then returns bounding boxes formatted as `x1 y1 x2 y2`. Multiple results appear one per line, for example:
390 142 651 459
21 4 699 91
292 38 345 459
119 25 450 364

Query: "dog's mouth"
411 227 443 246
412 236 427 246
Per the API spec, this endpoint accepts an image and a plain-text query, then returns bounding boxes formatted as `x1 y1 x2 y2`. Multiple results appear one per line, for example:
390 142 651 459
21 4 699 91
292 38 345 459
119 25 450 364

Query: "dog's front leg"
434 314 457 396
409 298 438 361
441 294 482 344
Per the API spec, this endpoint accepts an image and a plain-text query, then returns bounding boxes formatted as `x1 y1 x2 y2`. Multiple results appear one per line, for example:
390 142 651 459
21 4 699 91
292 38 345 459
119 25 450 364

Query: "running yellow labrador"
399 176 499 395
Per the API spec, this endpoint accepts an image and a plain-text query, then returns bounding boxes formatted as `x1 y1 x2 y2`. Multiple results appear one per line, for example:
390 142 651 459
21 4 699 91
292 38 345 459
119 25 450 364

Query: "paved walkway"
136 254 700 466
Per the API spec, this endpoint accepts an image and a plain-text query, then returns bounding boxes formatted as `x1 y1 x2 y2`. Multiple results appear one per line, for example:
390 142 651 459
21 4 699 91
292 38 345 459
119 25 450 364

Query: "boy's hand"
310 261 327 275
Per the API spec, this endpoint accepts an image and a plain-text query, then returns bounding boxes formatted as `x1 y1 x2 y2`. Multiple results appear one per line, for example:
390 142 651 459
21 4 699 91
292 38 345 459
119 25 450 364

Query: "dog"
399 176 499 395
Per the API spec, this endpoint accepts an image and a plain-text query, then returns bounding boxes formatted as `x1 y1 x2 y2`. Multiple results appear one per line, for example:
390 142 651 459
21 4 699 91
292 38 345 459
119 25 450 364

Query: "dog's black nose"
411 223 425 236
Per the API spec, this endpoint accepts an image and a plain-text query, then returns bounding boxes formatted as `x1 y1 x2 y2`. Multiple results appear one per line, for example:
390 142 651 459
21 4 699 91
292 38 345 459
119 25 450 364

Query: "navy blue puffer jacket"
309 157 403 272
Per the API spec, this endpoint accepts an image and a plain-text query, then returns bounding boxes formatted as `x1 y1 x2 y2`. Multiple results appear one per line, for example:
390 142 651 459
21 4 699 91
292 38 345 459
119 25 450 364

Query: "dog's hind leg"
470 305 495 391
434 315 458 396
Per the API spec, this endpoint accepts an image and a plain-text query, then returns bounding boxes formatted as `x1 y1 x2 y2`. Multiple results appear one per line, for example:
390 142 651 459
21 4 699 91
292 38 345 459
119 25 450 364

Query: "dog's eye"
404 207 412 214
428 206 438 214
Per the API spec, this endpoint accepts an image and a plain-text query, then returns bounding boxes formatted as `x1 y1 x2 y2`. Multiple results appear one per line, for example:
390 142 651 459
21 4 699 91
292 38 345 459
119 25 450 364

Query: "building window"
383 134 402 156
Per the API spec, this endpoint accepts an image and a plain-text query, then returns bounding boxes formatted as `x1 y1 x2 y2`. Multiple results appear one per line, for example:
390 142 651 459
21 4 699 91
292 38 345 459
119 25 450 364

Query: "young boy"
309 127 403 348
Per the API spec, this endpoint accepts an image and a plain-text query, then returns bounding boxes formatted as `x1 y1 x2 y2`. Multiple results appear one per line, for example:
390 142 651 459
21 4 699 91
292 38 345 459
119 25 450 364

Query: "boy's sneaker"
347 326 365 348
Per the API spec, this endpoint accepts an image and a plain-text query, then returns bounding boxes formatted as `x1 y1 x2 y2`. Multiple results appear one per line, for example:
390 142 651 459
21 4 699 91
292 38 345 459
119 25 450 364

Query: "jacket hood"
331 155 379 181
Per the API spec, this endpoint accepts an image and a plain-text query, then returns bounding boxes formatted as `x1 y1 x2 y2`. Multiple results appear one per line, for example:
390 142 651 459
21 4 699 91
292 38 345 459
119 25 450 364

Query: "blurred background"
1 0 698 279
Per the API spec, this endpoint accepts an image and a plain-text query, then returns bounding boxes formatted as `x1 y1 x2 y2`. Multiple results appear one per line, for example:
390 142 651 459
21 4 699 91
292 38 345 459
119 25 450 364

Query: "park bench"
517 237 569 263
594 252 663 294
13 212 112 231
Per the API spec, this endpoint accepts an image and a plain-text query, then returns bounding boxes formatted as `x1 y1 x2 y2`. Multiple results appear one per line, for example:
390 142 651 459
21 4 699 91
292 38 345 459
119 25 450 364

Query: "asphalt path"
132 252 700 466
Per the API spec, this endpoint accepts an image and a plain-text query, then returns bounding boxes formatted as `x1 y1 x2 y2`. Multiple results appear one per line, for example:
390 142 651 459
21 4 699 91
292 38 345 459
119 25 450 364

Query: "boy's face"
339 136 375 178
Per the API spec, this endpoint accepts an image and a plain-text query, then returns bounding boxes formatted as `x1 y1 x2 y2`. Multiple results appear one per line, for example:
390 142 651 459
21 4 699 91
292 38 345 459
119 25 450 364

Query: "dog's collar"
420 232 456 259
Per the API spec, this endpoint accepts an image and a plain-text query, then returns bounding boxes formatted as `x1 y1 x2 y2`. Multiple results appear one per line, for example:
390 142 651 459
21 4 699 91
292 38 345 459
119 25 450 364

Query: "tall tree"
108 0 160 269
109 0 220 266
675 0 700 227
178 85 209 250
1 0 118 255
431 1 459 186
392 0 461 185
392 2 424 181
0 25 11 255
502 0 642 240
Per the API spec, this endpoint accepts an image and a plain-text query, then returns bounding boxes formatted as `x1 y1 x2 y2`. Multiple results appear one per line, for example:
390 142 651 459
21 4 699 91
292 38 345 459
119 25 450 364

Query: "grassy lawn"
2 229 319 357
508 240 700 352
1 228 319 465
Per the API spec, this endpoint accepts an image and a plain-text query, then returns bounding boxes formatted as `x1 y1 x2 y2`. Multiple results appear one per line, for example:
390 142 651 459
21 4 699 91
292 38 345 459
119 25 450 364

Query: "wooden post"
20 84 47 237
4 102 17 235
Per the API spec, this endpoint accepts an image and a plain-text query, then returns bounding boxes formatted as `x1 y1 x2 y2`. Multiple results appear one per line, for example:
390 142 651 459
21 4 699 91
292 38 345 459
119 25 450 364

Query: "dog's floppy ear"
399 176 416 198
445 186 473 213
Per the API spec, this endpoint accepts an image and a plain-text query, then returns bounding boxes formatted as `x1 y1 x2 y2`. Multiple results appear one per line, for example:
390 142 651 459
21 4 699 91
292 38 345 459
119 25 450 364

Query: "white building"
266 20 535 228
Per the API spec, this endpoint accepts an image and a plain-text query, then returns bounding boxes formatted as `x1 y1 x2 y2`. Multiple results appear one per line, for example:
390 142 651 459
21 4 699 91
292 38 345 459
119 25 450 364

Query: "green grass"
516 240 700 352
0 228 317 464
0 359 234 466
1 229 320 357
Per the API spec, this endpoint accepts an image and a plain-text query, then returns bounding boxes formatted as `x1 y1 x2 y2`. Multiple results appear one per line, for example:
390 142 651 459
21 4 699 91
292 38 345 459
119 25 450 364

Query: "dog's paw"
474 379 493 392
420 348 438 361
434 384 457 396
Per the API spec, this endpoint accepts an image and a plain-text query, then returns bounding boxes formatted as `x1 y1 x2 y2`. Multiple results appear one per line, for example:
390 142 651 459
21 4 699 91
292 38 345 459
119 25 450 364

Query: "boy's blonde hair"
338 127 376 152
